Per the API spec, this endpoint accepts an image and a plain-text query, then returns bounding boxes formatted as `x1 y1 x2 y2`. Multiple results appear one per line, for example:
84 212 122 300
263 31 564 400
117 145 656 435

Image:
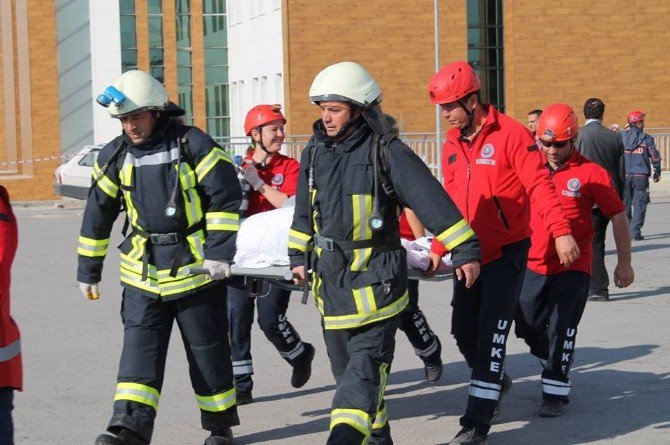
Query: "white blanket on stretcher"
234 206 453 272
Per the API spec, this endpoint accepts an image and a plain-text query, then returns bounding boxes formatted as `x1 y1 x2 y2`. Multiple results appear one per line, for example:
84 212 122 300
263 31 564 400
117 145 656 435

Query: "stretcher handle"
184 266 294 281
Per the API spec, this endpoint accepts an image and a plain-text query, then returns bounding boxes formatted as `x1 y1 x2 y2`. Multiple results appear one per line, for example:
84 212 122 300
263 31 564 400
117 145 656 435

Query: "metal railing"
215 131 670 181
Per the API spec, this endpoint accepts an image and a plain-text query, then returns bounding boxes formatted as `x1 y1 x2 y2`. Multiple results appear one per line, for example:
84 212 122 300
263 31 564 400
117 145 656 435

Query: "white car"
54 145 103 200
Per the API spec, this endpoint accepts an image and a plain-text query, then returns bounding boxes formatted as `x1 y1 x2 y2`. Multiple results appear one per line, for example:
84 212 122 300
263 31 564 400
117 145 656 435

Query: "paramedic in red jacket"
0 185 21 445
427 61 580 445
227 104 314 405
515 103 634 418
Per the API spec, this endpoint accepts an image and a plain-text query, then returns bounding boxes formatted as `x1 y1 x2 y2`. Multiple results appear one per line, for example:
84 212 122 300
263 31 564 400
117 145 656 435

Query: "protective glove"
203 259 232 280
243 164 265 191
79 282 100 300
653 170 661 183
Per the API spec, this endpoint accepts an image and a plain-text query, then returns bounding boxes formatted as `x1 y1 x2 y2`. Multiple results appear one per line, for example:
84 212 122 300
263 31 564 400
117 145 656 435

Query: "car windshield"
78 149 100 167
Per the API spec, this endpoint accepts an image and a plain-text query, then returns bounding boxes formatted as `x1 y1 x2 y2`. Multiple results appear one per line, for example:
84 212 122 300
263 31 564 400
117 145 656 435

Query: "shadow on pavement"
606 285 670 302
235 345 666 444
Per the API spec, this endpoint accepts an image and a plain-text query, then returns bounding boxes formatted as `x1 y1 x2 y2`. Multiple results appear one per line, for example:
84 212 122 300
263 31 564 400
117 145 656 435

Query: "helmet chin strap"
253 126 271 167
457 98 476 140
332 108 363 140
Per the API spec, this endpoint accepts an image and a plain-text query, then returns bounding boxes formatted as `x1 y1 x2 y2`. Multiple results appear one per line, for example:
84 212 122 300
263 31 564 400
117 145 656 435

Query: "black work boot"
235 389 253 405
368 422 393 445
448 426 488 445
95 428 148 445
203 428 234 445
291 343 315 388
491 373 513 423
423 337 443 383
538 398 566 417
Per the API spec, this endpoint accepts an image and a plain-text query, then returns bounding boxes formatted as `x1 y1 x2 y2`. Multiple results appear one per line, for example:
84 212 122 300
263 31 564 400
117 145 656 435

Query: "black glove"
653 171 661 183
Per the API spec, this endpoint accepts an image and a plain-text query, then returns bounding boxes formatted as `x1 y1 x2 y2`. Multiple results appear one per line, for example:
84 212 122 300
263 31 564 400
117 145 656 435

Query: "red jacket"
0 185 22 390
245 151 300 217
431 106 571 265
528 151 624 275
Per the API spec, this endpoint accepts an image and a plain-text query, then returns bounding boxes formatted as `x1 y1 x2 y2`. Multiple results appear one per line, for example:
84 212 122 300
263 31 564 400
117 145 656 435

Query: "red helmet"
627 110 645 124
427 61 481 105
244 104 286 136
536 103 579 143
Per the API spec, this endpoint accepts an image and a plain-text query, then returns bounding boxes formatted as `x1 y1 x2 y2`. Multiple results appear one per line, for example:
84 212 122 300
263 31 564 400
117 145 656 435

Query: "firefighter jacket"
77 118 242 300
528 150 624 275
622 127 661 177
431 105 572 265
288 120 480 330
0 185 21 390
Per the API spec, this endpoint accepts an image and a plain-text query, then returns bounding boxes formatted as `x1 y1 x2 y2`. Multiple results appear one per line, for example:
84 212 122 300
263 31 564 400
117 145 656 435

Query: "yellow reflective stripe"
195 147 232 182
128 234 145 260
351 194 373 272
114 382 160 410
77 236 110 257
376 362 389 411
184 188 202 226
288 229 311 251
372 403 388 430
120 163 140 228
206 211 239 231
352 286 377 314
311 189 319 233
195 387 236 412
186 230 205 261
92 163 119 198
178 162 197 189
120 255 211 297
330 408 371 439
323 290 409 330
436 219 476 251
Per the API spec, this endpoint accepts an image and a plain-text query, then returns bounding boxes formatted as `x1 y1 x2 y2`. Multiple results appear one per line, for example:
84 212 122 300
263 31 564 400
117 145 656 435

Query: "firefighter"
426 61 580 444
622 110 662 240
289 61 481 444
228 104 315 405
77 70 242 445
386 114 444 383
0 185 21 445
515 103 634 416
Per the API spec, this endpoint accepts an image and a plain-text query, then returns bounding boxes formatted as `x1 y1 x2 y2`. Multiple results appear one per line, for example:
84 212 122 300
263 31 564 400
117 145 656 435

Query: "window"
252 77 260 104
203 0 230 138
148 2 164 82
260 76 267 102
466 0 504 111
119 0 137 72
176 0 193 125
275 73 283 104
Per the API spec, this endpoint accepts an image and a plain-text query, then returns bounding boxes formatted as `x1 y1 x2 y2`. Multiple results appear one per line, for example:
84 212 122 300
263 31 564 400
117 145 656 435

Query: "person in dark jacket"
576 98 626 301
622 110 662 241
78 70 242 445
289 61 481 445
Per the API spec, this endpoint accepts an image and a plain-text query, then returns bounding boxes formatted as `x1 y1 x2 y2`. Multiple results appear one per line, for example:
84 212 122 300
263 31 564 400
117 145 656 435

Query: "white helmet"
309 61 382 109
107 70 168 118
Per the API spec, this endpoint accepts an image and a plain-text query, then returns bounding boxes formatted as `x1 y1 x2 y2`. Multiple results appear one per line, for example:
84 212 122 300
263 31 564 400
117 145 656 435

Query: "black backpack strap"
376 133 398 201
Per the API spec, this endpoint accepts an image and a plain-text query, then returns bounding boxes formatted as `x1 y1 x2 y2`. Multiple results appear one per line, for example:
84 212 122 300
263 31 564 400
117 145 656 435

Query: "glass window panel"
176 15 191 46
122 65 138 73
204 48 228 65
207 118 230 139
177 50 192 66
206 84 229 116
150 66 165 83
148 17 163 48
148 0 162 14
203 16 227 44
120 0 135 14
203 0 226 14
150 48 164 66
178 67 192 84
120 16 137 48
176 0 190 14
178 85 193 116
122 49 137 68
205 66 228 84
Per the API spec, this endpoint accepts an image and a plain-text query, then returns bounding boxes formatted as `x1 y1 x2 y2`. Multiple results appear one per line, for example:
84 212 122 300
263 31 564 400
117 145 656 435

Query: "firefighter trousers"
107 283 239 443
515 269 590 403
398 279 441 365
0 387 14 445
324 316 399 445
451 238 529 433
227 277 309 393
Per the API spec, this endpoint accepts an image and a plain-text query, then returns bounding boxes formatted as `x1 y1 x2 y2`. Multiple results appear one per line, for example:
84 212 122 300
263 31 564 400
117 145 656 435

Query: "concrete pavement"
8 198 670 444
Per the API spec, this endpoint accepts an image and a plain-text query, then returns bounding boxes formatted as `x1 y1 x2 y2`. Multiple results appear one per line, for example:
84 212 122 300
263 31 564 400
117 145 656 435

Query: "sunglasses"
540 139 569 149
